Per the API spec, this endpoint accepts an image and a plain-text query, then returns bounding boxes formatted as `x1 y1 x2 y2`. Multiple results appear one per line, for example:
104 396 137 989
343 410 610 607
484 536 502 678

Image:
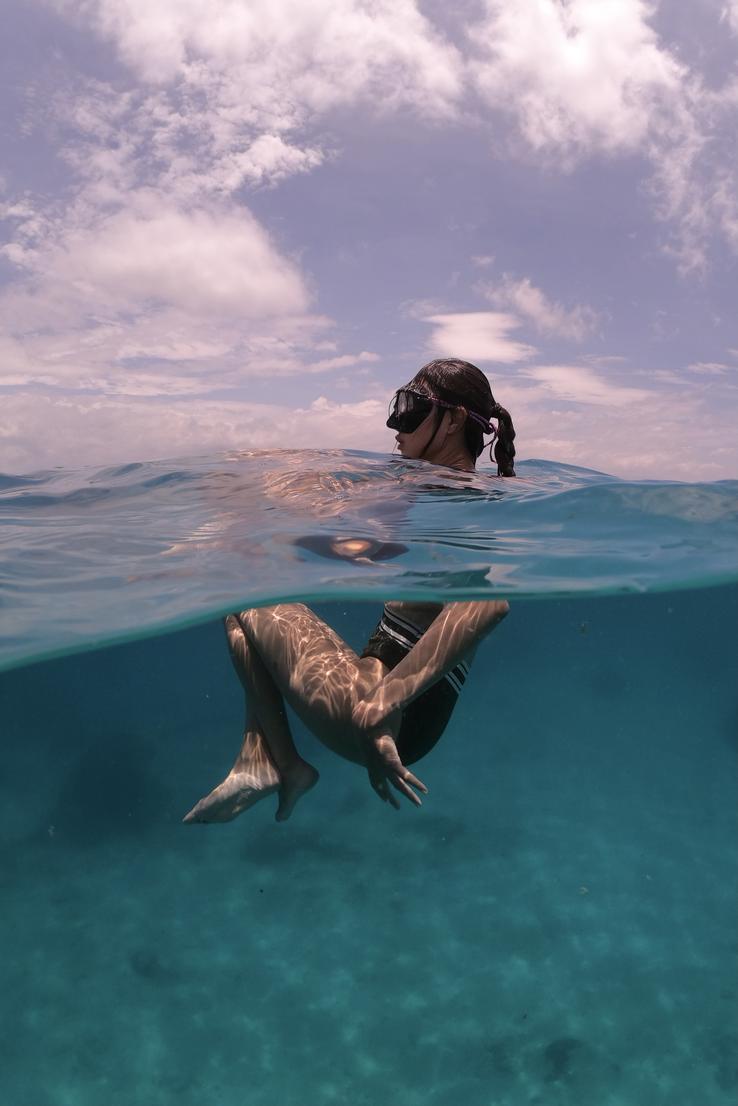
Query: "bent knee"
480 598 510 626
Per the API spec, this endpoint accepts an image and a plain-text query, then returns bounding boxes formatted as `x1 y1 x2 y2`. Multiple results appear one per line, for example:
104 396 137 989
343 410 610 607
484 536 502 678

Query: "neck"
425 439 476 472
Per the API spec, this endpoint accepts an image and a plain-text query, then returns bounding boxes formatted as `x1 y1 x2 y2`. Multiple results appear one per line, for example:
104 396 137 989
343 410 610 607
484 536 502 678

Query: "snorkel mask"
386 388 439 433
387 387 496 437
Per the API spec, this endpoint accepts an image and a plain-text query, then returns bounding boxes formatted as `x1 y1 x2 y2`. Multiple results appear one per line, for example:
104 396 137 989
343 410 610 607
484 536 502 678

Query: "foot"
276 760 320 822
183 730 281 823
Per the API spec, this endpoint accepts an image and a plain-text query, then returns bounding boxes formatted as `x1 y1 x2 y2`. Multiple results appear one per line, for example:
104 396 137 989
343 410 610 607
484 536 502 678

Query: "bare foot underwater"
183 730 319 824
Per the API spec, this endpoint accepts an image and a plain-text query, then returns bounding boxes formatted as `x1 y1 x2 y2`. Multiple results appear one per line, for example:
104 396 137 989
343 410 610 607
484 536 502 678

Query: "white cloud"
466 1 738 270
3 367 737 479
468 0 683 158
213 134 325 191
643 79 735 273
0 195 338 393
424 311 536 363
723 2 738 34
37 205 309 317
169 0 451 108
0 1 467 409
53 0 462 122
686 361 733 375
34 0 463 238
521 364 651 407
481 275 599 341
307 352 380 371
0 314 374 394
475 369 738 479
0 392 390 472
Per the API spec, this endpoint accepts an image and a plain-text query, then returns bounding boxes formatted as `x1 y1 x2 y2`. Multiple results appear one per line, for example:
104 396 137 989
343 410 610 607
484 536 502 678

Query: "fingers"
402 768 428 795
385 787 401 810
367 738 428 810
370 774 399 809
392 776 422 806
370 768 427 809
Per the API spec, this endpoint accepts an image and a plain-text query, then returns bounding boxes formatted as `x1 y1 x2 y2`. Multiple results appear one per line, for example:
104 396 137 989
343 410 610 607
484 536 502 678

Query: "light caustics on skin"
184 597 510 822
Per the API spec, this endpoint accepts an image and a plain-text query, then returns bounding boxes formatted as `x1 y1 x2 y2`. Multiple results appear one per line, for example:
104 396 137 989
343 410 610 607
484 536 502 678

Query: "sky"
1 0 737 480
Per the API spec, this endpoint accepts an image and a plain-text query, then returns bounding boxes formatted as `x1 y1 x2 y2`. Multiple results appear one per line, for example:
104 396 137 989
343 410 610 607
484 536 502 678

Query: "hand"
352 699 428 809
363 730 428 809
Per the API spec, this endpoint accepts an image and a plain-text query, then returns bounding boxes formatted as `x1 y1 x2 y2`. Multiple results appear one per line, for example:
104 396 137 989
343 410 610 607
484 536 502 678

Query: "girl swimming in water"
184 358 516 822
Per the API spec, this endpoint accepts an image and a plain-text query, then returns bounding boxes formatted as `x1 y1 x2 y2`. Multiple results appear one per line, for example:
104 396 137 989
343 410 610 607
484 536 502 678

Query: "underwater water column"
1 588 735 1106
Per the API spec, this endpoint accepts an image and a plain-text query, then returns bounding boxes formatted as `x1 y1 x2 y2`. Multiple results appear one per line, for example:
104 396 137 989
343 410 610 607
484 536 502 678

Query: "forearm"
361 600 509 723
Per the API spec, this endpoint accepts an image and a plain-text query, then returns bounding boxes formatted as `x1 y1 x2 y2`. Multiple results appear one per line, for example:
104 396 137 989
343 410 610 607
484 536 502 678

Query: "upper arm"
438 599 510 641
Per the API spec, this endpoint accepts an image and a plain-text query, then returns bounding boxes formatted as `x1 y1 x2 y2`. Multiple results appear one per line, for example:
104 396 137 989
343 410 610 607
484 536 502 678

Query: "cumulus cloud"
32 0 462 236
0 392 389 473
0 0 467 408
467 0 737 271
52 0 462 124
468 0 683 158
481 275 599 341
424 311 536 363
0 193 338 393
26 205 309 317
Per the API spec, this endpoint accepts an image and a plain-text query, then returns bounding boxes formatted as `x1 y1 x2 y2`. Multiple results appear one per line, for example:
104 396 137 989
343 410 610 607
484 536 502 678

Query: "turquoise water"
1 451 736 1105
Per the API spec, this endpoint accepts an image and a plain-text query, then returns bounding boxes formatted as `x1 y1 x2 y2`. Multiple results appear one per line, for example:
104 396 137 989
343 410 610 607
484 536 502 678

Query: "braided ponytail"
490 403 516 477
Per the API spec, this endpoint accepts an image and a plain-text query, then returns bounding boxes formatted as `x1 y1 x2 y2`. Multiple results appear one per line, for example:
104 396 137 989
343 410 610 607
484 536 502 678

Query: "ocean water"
1 451 736 1106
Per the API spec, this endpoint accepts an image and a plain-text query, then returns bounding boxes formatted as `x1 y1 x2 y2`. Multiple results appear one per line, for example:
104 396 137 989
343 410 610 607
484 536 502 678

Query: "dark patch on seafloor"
44 735 167 846
542 1036 588 1083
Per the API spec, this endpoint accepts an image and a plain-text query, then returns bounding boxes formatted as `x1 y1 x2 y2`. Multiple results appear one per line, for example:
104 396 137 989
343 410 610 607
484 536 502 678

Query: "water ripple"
0 449 735 670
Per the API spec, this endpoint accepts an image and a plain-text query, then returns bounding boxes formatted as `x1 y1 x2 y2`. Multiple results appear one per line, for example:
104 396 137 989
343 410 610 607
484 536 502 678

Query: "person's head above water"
387 357 516 476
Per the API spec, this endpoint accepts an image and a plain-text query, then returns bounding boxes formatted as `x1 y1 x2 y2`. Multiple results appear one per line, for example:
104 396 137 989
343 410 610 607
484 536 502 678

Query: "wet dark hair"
408 358 516 476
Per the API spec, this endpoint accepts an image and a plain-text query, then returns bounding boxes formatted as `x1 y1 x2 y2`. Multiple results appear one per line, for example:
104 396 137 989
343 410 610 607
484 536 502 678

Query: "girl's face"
393 407 442 460
387 386 442 460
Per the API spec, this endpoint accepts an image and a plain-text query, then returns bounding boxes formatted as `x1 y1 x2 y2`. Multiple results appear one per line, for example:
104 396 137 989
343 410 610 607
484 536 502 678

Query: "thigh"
238 604 387 755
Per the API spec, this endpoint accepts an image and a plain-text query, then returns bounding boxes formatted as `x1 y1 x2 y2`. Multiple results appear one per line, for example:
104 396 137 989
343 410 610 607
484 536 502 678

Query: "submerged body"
184 597 508 822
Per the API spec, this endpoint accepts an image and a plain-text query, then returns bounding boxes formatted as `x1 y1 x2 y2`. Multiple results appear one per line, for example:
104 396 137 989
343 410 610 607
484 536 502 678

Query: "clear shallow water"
0 450 736 1106
1 450 736 671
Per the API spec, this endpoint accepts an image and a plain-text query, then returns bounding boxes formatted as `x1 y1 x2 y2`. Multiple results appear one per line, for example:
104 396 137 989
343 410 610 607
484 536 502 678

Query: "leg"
236 604 388 763
183 717 281 823
183 615 319 823
238 605 424 808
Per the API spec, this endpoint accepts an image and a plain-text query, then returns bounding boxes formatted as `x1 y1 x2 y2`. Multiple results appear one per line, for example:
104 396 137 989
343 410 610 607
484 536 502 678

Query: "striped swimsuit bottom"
360 604 470 764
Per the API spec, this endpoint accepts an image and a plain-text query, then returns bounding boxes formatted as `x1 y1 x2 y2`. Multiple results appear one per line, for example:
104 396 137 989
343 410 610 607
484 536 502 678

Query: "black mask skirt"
386 390 436 433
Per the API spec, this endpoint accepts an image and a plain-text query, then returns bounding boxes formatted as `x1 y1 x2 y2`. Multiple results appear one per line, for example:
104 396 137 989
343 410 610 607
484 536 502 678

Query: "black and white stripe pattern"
380 606 469 696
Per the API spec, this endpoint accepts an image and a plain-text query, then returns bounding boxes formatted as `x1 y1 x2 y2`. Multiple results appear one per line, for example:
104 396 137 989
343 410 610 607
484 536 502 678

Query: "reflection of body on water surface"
185 358 516 822
293 535 409 564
